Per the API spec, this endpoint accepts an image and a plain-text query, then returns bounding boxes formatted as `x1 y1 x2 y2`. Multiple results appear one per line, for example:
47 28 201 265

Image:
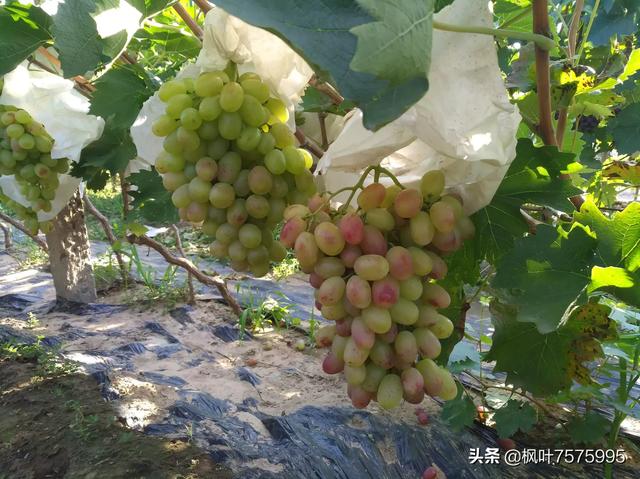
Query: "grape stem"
339 165 376 213
432 20 556 51
331 165 406 214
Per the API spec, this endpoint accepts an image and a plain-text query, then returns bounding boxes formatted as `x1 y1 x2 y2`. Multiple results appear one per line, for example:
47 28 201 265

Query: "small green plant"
66 400 100 440
16 241 48 269
237 288 301 338
93 249 130 291
24 312 40 330
271 253 299 280
125 244 189 306
308 312 319 346
185 422 194 444
0 337 77 377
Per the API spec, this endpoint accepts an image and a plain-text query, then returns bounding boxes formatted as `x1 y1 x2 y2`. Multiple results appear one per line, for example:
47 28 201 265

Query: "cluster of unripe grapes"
0 106 63 234
280 170 475 409
151 68 315 277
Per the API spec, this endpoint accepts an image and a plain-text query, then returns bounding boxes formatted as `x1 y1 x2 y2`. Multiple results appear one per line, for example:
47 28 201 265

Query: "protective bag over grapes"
316 0 522 214
132 8 315 277
0 63 104 229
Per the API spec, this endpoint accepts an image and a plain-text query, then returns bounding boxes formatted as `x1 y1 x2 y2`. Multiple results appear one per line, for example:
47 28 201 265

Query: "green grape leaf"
52 0 165 78
608 103 640 155
436 241 482 363
127 222 148 236
589 266 635 292
567 412 610 445
472 139 582 263
350 0 433 85
0 4 52 75
52 0 105 77
129 0 174 18
135 24 201 58
569 101 614 120
73 128 137 187
492 400 537 439
574 200 640 272
434 0 455 12
212 0 428 130
440 386 476 431
300 86 355 115
494 0 532 33
90 65 155 130
447 341 480 373
128 168 179 224
493 224 596 333
486 301 574 395
589 0 640 46
486 300 614 396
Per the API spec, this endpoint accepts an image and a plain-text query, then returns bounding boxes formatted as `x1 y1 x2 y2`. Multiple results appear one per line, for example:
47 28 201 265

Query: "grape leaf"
447 341 480 373
437 241 482 363
73 64 155 184
129 0 174 18
128 168 178 224
0 4 52 75
608 103 640 155
90 65 155 130
588 0 640 46
486 300 614 395
72 129 137 189
440 386 476 431
472 138 582 263
301 86 354 115
567 412 610 445
212 0 428 130
574 200 640 272
434 0 455 12
564 302 617 385
52 0 105 77
486 301 574 395
52 0 167 78
492 400 537 439
589 266 635 292
493 224 596 333
350 0 433 85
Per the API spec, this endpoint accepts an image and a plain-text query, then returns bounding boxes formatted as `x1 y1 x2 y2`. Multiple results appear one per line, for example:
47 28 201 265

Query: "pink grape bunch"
0 105 65 234
151 69 316 277
280 170 475 409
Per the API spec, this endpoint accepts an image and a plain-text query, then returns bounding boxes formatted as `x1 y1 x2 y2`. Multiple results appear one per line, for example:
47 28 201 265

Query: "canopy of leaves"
0 0 173 79
212 0 431 130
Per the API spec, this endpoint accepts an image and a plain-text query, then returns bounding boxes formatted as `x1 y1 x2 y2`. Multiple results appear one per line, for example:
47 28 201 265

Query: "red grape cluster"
280 170 475 409
152 68 316 276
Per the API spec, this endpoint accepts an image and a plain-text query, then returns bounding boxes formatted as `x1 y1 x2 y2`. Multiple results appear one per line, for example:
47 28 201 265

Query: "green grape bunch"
280 169 475 409
0 105 67 234
151 68 317 277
